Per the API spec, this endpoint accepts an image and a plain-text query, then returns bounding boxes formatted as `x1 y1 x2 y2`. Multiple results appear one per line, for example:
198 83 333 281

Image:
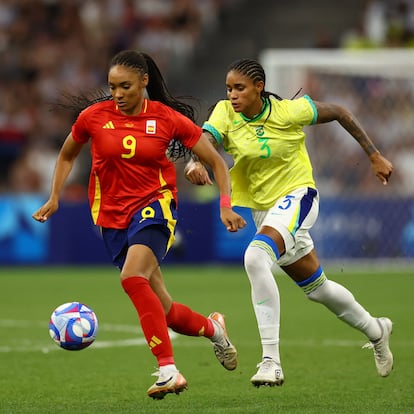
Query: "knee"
244 235 280 275
306 279 331 303
244 245 271 277
120 270 134 281
296 268 328 302
244 246 257 273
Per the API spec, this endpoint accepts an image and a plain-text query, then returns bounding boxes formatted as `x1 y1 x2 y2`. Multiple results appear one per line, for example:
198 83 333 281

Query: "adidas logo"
102 121 114 129
149 335 162 349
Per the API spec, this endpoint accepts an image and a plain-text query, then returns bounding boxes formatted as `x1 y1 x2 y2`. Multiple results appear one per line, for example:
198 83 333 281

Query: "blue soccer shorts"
101 197 177 269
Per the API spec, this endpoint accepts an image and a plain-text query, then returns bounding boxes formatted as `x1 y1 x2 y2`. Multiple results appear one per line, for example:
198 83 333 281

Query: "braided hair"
227 58 284 101
207 58 301 123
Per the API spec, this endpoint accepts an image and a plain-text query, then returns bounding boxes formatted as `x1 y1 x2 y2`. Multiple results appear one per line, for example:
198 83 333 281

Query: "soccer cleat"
147 369 188 399
362 317 393 377
208 312 238 370
250 357 284 387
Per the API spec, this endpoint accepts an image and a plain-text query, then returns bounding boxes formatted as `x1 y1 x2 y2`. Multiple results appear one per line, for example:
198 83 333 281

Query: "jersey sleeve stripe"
304 95 318 124
202 124 222 145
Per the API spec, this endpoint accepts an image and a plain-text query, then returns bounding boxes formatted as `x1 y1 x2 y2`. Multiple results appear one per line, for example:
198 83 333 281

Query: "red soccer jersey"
71 99 202 228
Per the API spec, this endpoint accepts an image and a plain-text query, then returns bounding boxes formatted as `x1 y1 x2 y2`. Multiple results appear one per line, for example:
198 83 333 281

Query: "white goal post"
260 48 414 95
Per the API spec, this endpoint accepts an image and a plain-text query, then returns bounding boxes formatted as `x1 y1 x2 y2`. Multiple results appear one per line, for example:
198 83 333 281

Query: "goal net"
259 49 414 262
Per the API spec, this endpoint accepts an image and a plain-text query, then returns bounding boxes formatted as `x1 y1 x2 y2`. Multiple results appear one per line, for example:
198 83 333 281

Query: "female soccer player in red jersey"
32 50 246 399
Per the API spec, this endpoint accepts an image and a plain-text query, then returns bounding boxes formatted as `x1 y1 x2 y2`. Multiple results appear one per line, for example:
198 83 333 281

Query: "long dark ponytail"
55 50 196 160
109 50 195 160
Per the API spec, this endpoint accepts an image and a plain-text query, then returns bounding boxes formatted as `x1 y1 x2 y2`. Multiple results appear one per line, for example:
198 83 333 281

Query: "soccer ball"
49 302 98 350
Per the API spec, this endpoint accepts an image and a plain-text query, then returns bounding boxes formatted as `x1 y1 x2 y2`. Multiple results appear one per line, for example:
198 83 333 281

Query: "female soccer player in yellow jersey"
33 50 246 399
185 58 394 387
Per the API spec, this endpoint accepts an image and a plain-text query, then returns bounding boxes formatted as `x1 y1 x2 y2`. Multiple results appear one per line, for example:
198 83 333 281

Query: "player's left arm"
314 101 393 185
184 131 218 185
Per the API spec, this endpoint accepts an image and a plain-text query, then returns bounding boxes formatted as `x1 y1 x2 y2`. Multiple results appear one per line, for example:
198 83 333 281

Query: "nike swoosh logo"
156 376 173 386
256 299 269 305
233 120 242 125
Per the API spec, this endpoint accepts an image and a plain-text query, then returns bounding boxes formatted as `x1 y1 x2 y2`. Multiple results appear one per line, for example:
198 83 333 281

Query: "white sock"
244 244 281 363
307 278 382 340
210 320 224 343
159 364 178 376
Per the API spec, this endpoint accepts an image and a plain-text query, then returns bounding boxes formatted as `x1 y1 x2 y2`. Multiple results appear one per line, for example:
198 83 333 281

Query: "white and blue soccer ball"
49 302 98 350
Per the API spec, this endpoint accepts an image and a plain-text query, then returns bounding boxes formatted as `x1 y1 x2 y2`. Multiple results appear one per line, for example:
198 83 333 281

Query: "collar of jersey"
115 98 148 115
239 97 269 123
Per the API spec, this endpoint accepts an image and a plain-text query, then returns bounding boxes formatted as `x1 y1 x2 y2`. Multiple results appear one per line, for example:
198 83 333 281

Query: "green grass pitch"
0 264 413 413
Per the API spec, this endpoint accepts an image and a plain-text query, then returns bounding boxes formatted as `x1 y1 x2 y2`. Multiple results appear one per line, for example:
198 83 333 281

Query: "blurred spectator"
342 0 414 48
386 0 414 46
0 0 235 195
1 0 413 199
364 0 387 45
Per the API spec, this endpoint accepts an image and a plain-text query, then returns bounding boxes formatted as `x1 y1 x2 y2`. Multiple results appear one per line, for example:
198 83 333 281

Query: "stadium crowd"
341 0 414 48
313 0 414 196
0 0 240 196
1 0 413 197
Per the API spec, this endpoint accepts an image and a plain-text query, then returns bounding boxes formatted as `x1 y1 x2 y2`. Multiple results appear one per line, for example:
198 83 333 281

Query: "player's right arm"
32 133 84 222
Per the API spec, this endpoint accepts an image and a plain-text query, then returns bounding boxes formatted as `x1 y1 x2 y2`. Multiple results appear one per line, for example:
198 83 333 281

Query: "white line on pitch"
0 319 177 353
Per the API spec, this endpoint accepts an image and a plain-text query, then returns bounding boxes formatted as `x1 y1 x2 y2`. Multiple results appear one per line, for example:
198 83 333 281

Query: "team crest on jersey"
255 126 264 137
146 120 156 134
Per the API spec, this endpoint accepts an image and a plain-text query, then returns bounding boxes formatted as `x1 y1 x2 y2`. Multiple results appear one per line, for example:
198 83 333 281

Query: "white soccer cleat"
250 357 284 387
147 369 188 399
362 317 393 377
208 312 238 370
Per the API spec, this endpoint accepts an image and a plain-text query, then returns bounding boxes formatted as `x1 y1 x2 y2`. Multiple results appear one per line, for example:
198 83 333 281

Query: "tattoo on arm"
206 132 218 148
340 113 378 156
191 132 218 162
191 152 200 162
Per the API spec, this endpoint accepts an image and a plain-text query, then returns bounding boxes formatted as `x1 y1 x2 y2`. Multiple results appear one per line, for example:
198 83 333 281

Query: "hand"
32 199 59 223
184 160 213 185
220 208 247 232
369 152 393 185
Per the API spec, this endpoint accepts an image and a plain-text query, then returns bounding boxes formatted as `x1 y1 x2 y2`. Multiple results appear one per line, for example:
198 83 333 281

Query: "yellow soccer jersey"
202 95 318 210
